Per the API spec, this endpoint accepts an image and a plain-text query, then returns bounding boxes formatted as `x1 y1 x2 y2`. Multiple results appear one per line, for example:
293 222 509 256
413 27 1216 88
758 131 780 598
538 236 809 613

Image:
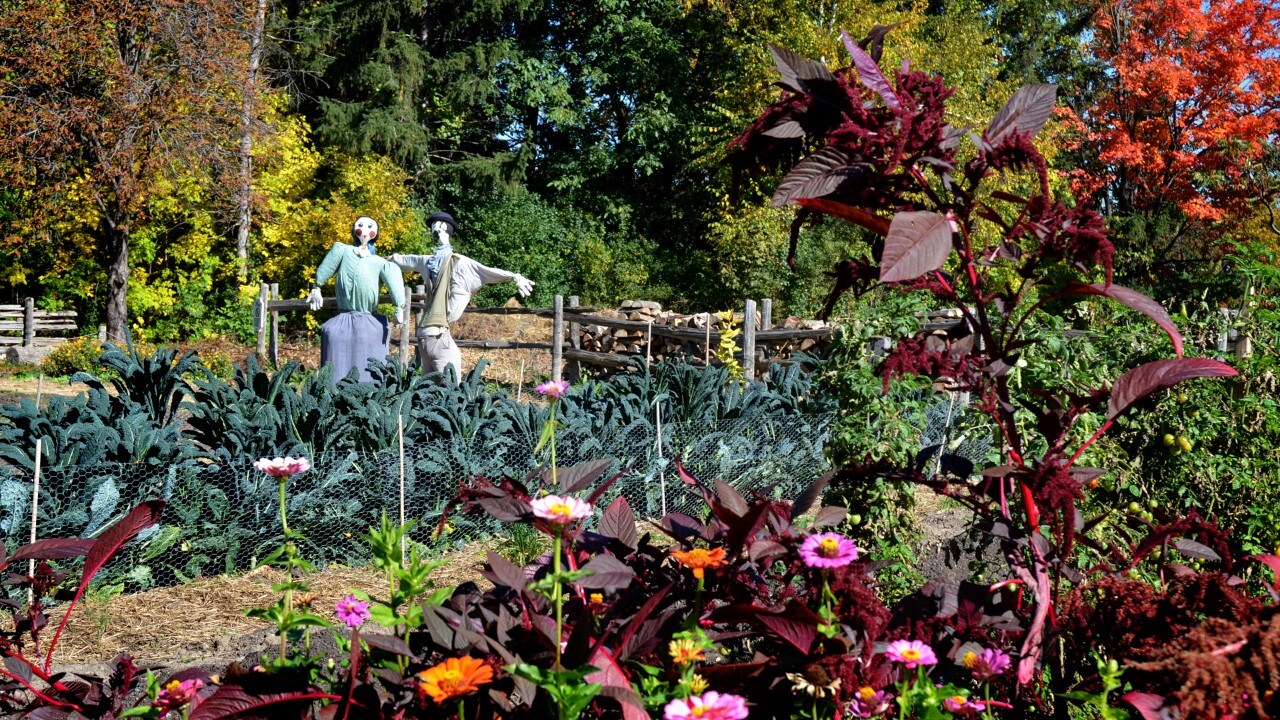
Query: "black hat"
427 212 456 233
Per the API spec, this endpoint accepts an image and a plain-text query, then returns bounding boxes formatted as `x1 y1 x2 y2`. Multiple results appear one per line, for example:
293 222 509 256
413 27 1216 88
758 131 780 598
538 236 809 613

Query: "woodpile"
573 300 833 363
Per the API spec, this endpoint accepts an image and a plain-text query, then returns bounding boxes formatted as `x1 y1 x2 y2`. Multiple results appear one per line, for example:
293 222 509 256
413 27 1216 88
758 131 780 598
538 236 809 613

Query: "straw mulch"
51 541 495 667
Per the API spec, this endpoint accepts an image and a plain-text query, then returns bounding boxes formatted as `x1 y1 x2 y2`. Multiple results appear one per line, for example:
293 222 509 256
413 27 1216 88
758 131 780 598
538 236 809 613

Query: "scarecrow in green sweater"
307 216 407 382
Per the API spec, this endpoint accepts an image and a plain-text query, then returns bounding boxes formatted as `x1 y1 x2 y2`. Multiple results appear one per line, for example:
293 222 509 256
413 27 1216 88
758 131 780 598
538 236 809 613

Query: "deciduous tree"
1066 0 1280 271
0 0 245 340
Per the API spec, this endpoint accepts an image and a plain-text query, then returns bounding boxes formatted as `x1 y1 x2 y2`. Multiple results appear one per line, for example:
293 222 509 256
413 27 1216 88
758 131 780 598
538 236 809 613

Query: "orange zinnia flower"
416 656 494 704
671 547 727 579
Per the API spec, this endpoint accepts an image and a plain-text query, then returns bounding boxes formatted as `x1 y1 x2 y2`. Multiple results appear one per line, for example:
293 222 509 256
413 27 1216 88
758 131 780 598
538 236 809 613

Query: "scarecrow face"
430 220 452 243
351 216 379 246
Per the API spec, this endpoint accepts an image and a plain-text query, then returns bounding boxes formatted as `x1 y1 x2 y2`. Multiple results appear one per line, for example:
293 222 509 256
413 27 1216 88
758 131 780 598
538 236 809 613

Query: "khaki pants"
417 328 462 384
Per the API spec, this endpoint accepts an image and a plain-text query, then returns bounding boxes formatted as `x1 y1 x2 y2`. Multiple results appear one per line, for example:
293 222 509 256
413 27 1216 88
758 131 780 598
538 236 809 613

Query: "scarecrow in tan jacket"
389 212 534 383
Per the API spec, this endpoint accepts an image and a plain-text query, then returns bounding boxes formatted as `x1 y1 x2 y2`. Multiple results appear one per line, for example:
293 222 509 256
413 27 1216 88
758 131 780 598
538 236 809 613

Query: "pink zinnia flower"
155 677 204 715
530 494 593 527
335 595 371 628
798 532 859 568
847 686 893 717
663 691 749 720
884 639 937 669
962 647 1012 682
942 695 986 715
253 456 311 478
536 380 570 399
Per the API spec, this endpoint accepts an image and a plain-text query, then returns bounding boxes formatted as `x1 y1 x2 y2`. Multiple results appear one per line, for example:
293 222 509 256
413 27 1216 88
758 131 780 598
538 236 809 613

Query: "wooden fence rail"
0 299 80 347
256 284 833 381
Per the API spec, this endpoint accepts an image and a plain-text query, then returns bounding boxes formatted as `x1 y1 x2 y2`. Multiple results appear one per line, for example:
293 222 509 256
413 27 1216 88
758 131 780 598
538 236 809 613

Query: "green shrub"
39 337 105 378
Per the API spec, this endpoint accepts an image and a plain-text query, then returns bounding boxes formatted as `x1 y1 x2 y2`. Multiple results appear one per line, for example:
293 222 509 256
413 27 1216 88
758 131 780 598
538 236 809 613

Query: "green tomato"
1127 501 1142 513
1162 433 1176 446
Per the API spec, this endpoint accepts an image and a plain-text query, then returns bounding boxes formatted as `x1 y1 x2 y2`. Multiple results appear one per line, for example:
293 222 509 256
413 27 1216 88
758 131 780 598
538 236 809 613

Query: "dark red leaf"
477 496 528 523
767 44 837 97
713 480 748 518
748 540 788 563
576 554 636 592
986 84 1058 144
750 600 820 654
1173 538 1221 561
879 211 954 283
1255 554 1280 592
482 551 528 592
839 30 902 112
1062 283 1183 357
770 147 854 206
812 506 847 527
586 647 647 720
360 632 419 660
189 681 339 720
614 583 672 661
795 198 891 236
1122 692 1176 720
9 538 96 563
1107 358 1237 419
585 469 626 508
547 458 613 494
793 470 834 517
598 497 637 549
44 500 165 672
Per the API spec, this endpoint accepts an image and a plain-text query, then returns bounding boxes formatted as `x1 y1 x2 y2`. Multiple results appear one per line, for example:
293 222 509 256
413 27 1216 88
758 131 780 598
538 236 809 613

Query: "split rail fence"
0 299 79 347
254 285 834 381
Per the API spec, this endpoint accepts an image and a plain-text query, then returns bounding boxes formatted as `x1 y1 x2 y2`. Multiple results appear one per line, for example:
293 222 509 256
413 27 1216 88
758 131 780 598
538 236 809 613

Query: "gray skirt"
319 311 390 383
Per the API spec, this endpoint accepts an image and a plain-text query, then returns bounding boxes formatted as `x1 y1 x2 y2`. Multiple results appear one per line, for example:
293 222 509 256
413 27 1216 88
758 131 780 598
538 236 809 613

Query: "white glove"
393 304 408 324
514 274 535 298
307 287 324 311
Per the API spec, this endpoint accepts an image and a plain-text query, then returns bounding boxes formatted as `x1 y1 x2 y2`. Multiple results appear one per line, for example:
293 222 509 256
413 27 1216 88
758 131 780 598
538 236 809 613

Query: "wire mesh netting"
0 412 835 591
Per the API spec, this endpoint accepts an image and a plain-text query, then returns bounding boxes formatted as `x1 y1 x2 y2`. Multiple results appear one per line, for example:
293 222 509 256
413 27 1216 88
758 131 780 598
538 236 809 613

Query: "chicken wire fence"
0 412 836 592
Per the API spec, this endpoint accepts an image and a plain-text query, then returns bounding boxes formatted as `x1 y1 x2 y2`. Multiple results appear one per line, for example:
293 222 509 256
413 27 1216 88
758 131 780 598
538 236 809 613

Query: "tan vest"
420 254 456 328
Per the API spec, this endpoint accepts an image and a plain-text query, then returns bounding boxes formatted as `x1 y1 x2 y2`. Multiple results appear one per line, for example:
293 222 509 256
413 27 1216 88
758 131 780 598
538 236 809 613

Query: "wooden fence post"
399 285 413 365
257 283 268 356
552 294 564 382
567 296 581 381
22 298 33 348
269 283 280 367
743 299 757 381
761 298 773 331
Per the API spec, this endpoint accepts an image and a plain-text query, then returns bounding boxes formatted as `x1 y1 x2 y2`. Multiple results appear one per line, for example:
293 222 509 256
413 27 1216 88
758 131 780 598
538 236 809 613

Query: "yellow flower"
688 674 709 694
589 593 604 604
962 651 978 669
669 637 705 666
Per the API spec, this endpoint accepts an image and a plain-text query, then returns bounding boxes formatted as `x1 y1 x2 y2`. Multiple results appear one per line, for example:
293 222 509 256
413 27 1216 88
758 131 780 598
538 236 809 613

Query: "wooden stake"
28 438 42 605
704 314 711 366
646 319 653 367
552 295 564 382
655 402 665 516
398 414 406 566
517 358 525 403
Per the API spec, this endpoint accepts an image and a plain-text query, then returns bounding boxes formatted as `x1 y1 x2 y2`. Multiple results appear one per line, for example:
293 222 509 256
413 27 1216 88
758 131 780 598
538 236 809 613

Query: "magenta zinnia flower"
335 595 371 628
530 494 593 527
536 380 570 399
847 686 893 717
963 647 1012 681
884 639 937 669
798 532 859 568
253 456 311 478
663 691 749 720
155 677 204 715
942 695 986 715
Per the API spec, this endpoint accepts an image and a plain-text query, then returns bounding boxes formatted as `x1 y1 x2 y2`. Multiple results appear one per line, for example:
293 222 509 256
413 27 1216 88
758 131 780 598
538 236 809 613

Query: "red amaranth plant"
733 27 1240 702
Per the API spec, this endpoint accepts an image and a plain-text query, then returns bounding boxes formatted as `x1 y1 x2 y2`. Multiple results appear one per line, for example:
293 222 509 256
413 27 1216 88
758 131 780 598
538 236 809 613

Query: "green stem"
554 534 563 669
278 478 289 535
549 399 557 487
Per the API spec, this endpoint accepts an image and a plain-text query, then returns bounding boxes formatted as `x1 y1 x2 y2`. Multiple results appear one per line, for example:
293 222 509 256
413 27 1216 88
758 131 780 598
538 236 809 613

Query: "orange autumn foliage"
1067 0 1280 228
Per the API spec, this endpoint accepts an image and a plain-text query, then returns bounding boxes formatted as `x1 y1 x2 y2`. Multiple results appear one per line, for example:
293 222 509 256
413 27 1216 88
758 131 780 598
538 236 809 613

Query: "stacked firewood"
573 300 832 362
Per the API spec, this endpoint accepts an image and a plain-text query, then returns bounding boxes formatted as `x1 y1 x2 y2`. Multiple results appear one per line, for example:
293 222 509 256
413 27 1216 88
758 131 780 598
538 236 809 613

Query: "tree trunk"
104 223 130 344
235 0 268 279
